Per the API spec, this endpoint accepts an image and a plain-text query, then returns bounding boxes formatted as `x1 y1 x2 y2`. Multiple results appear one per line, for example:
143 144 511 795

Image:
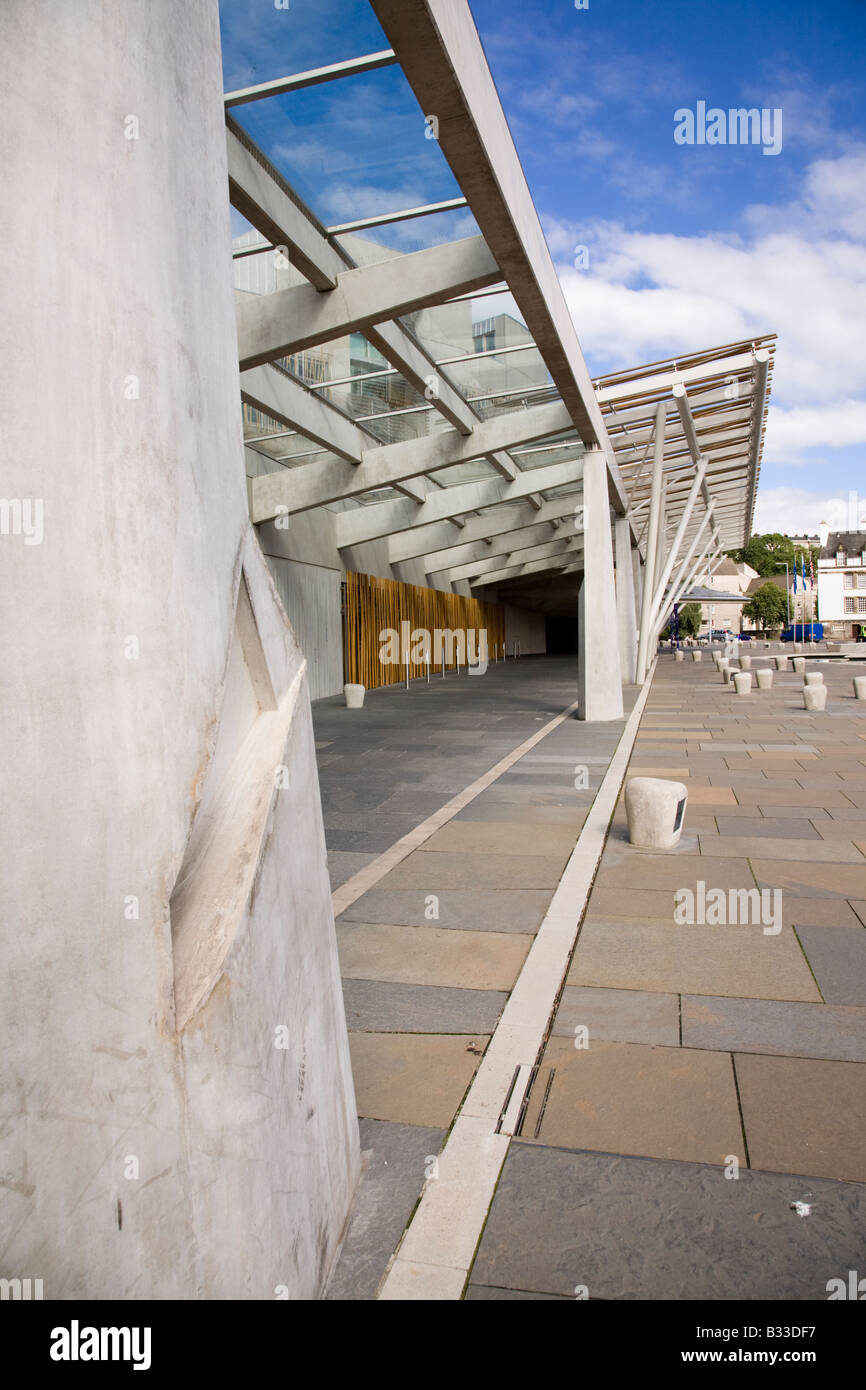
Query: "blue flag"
793 562 797 592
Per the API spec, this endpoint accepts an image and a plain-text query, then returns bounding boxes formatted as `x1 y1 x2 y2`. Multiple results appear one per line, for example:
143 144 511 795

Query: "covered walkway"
319 651 866 1300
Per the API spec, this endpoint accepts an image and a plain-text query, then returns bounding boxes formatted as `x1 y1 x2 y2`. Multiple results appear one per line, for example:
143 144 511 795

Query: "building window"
845 598 856 613
845 572 855 589
858 573 866 590
860 597 866 614
837 550 846 566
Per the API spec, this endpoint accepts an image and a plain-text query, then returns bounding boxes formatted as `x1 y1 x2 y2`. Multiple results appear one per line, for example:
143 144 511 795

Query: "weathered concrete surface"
0 0 358 1298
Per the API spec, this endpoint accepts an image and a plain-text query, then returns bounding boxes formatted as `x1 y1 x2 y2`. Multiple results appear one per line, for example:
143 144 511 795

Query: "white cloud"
764 401 866 462
754 486 866 535
544 148 866 477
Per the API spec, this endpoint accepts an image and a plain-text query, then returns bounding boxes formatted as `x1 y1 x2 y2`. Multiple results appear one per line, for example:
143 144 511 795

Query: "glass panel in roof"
334 205 482 254
430 459 501 487
229 64 464 231
218 0 389 93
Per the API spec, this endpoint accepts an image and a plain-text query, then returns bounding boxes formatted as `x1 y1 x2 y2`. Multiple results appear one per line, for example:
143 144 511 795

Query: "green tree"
742 582 788 631
678 602 702 638
743 533 796 576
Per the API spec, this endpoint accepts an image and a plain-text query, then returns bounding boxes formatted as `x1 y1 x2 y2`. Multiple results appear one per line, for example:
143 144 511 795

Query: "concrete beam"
440 532 585 582
251 399 574 519
237 235 501 370
471 550 584 587
389 495 580 563
226 120 343 291
333 455 583 546
240 364 376 463
369 0 628 516
227 122 494 438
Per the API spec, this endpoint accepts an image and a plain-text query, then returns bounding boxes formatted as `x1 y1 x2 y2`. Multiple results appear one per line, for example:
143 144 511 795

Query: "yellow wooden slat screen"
344 571 506 690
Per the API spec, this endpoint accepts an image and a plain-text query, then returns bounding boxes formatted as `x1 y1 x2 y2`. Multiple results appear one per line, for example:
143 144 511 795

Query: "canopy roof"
226 0 772 596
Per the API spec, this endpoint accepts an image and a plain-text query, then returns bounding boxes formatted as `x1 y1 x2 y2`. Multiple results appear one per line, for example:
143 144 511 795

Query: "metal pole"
647 458 708 630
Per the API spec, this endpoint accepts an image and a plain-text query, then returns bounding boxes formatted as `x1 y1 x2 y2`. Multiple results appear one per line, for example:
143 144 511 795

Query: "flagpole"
785 561 790 634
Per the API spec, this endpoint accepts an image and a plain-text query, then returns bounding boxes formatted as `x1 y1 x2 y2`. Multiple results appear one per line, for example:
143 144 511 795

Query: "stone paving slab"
453 801 586 826
524 1038 742 1165
735 1053 866 1182
469 1143 866 1300
714 816 822 839
327 850 377 889
733 787 856 807
381 850 567 890
597 854 757 891
326 1118 446 1300
570 921 821 1001
551 985 679 1046
698 835 865 862
337 887 551 933
337 922 530 991
342 978 508 1034
795 926 866 1006
420 819 580 858
682 994 866 1062
589 886 681 918
348 1032 488 1128
782 896 866 928
752 860 866 899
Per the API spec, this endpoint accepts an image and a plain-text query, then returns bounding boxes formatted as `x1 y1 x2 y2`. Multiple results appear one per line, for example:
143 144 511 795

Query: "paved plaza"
318 650 866 1300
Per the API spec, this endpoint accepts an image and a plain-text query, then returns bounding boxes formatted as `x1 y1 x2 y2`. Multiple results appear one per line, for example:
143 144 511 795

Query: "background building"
818 531 866 638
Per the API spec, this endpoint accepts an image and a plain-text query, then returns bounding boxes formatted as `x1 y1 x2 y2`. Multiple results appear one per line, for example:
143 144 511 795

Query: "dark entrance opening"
545 615 579 654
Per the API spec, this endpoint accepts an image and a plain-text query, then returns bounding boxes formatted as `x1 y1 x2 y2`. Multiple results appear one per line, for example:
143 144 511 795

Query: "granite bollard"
625 777 688 851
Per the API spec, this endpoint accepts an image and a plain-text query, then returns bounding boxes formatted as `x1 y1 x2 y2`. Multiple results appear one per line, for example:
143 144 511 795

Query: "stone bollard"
739 654 752 670
803 684 827 712
343 683 366 708
675 649 684 661
793 642 803 654
756 668 773 690
625 777 688 850
773 655 788 670
723 663 736 684
804 671 823 686
733 671 752 695
792 657 806 673
854 677 866 701
692 650 702 662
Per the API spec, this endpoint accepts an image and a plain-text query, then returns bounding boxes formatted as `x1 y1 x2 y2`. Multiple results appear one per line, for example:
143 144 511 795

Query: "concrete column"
578 450 624 720
635 403 666 682
0 0 358 1299
615 516 638 684
654 480 668 589
632 547 644 616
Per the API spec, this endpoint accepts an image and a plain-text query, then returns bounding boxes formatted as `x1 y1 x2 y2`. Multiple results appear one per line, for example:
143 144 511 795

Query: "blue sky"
219 0 866 535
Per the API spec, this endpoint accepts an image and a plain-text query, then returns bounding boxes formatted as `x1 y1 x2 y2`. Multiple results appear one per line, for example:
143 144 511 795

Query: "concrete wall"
268 557 343 700
504 603 546 655
0 0 358 1299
